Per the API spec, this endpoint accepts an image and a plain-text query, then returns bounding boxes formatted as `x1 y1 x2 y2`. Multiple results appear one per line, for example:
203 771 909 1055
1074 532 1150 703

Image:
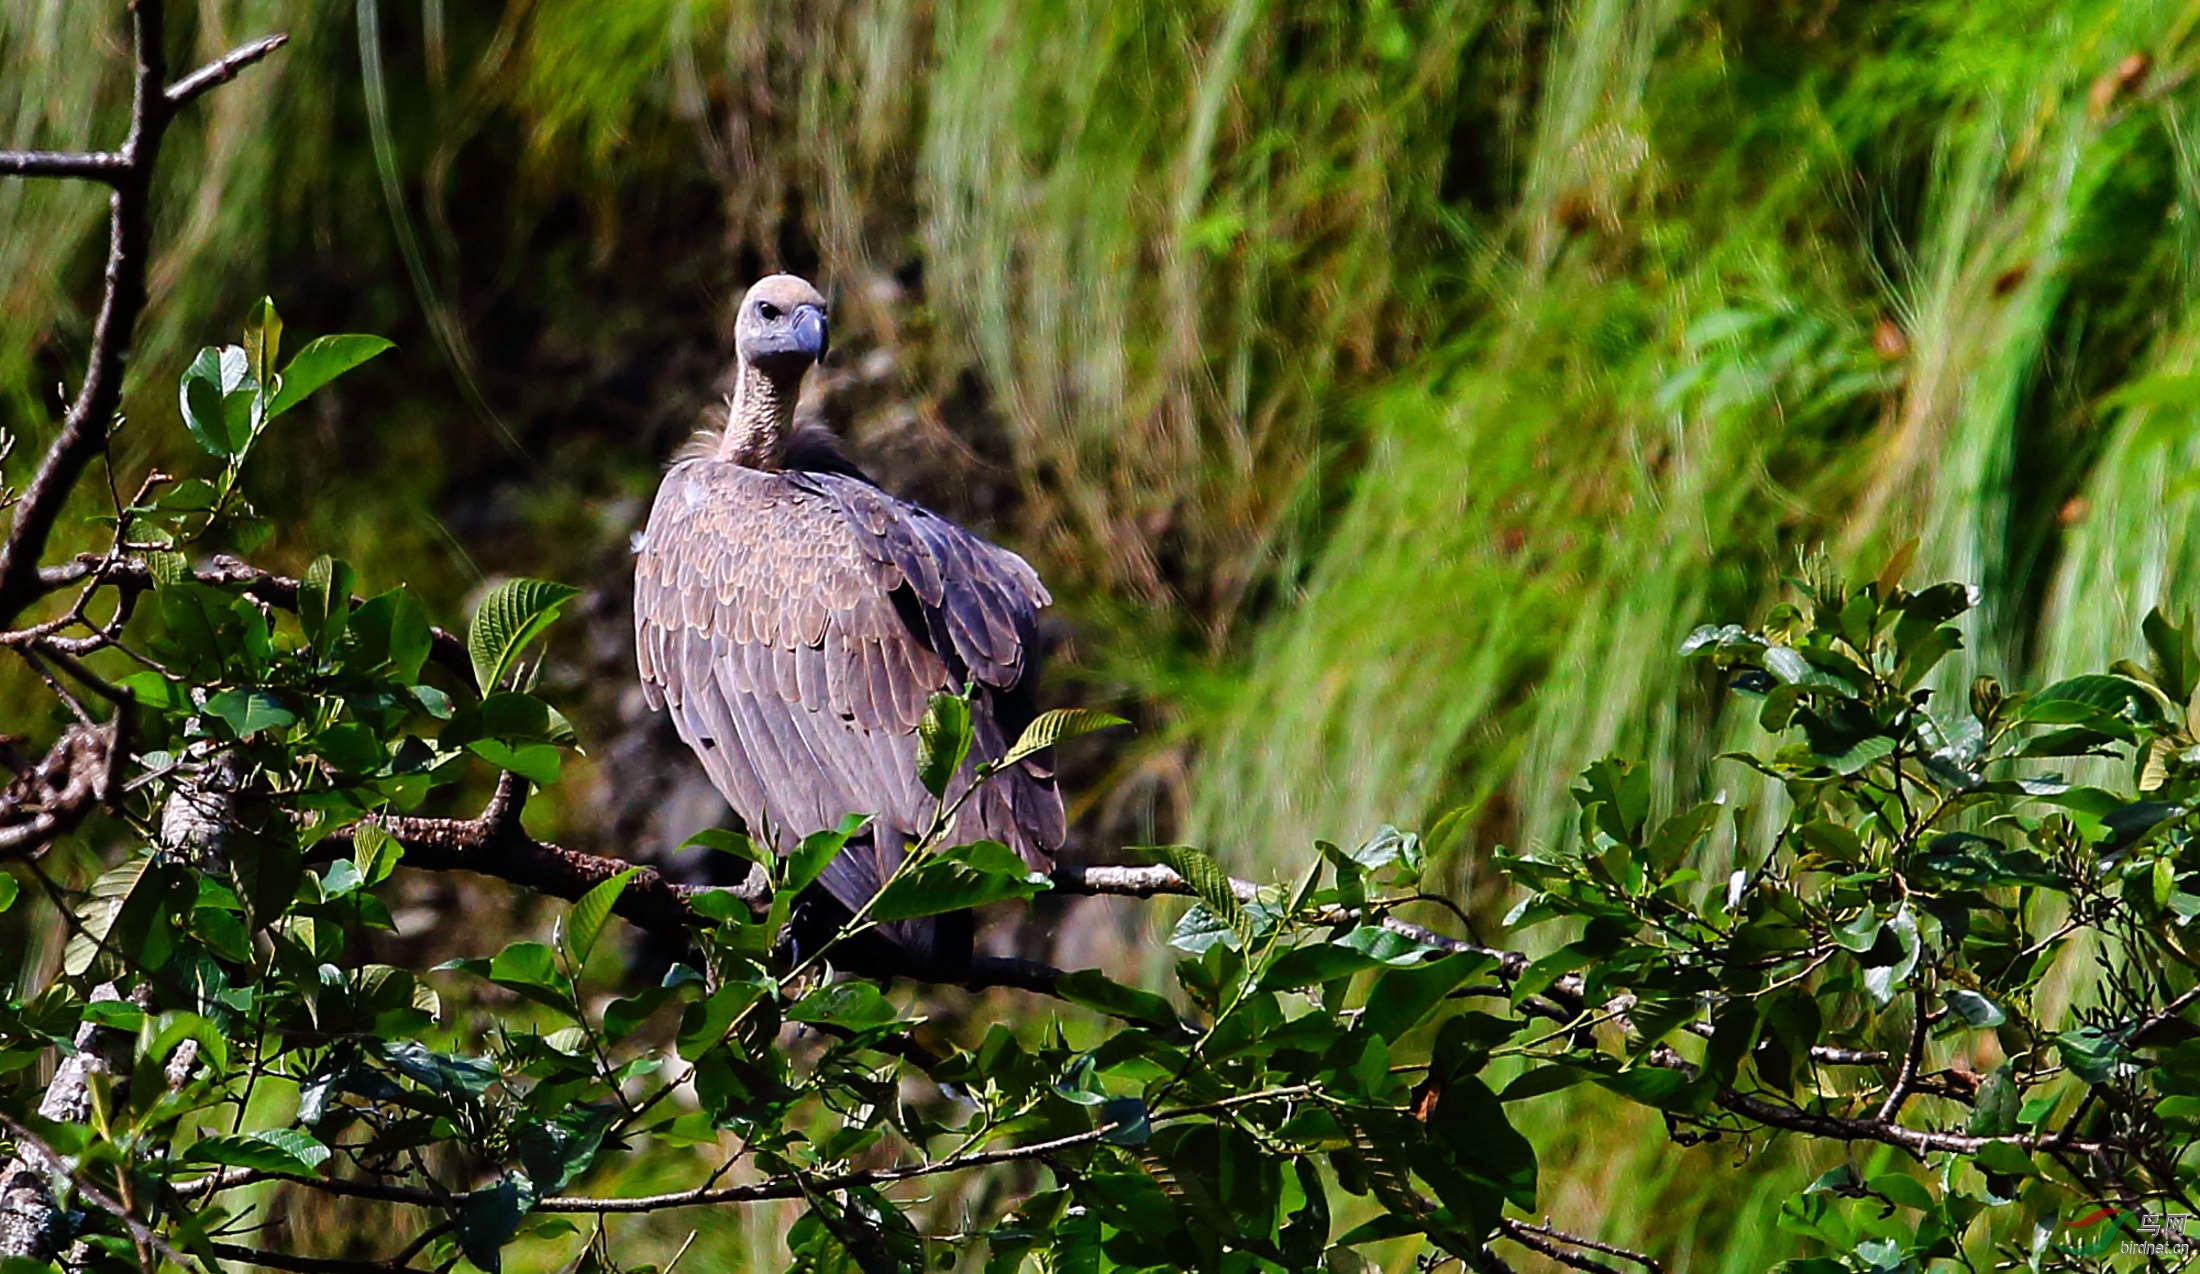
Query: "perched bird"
632 274 1064 975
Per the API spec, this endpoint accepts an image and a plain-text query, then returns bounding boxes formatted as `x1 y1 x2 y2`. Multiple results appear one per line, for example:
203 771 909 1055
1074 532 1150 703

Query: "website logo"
2057 1206 2197 1259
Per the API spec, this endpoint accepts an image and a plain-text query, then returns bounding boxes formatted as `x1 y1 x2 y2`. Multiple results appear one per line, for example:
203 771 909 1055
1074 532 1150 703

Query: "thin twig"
164 34 290 108
1503 1219 1662 1273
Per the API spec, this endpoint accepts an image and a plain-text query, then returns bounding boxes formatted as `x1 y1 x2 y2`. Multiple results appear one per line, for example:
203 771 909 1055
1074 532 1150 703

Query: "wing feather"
634 460 1065 925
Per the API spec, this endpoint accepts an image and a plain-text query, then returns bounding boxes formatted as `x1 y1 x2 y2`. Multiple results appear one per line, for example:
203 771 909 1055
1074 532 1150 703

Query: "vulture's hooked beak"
792 304 829 364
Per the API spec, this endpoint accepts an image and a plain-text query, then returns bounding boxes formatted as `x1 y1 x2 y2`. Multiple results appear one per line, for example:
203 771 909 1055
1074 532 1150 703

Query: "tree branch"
206 1241 414 1274
0 150 128 181
1500 1219 1661 1274
212 1086 1318 1216
0 7 289 629
0 718 122 856
165 34 289 109
26 553 470 681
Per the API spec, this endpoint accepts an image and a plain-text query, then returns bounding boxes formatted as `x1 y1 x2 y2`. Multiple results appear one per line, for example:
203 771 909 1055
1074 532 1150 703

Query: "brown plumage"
633 274 1064 971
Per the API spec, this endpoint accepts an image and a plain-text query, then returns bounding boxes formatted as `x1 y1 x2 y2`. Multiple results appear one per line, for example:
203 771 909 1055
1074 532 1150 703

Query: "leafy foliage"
0 304 2195 1273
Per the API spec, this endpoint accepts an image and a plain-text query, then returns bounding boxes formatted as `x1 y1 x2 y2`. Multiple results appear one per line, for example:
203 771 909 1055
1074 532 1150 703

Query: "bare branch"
211 1086 1318 1216
1501 1219 1661 1274
1056 862 1503 962
0 4 289 629
0 150 128 181
1498 1221 1627 1274
0 719 120 856
206 1240 416 1274
29 553 470 680
164 34 290 110
1875 981 1931 1124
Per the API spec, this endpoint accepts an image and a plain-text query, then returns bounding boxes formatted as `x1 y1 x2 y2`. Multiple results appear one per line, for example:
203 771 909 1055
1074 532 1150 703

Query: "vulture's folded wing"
633 461 1064 924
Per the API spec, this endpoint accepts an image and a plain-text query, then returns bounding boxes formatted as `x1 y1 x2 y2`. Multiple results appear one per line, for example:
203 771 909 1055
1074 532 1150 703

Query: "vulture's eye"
757 301 781 321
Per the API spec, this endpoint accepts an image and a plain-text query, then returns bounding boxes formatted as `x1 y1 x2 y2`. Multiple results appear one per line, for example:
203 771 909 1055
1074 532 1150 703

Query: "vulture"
633 274 1064 974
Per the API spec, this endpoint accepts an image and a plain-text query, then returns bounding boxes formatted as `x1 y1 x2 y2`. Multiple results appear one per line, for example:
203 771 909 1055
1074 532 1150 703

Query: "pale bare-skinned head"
735 274 829 381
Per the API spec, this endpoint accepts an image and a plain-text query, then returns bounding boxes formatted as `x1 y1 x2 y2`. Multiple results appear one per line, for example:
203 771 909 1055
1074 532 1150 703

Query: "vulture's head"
736 274 829 380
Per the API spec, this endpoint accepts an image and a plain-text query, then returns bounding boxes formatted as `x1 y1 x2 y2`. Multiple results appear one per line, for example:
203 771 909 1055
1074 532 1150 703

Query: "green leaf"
203 687 296 737
1968 1064 2021 1136
1867 1173 1934 1211
299 555 355 659
1098 1096 1150 1146
467 578 580 695
243 296 283 392
1168 904 1236 954
379 1040 500 1097
466 739 562 785
187 1128 331 1176
2143 608 2199 705
565 869 635 966
1056 968 1181 1030
453 1175 536 1272
786 981 899 1031
1362 952 1492 1041
512 1108 611 1195
266 333 395 421
352 824 403 888
1144 844 1247 942
915 692 974 798
999 708 1128 768
783 813 868 894
116 670 190 715
2058 1026 2125 1084
178 345 259 458
180 371 231 458
1942 987 2006 1028
682 827 768 869
2020 674 2164 726
1422 1072 1537 1213
870 839 1047 922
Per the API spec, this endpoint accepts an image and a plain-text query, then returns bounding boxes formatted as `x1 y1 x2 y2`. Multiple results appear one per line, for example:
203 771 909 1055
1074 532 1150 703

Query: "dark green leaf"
187 1128 331 1176
1055 969 1180 1030
1000 707 1128 768
267 333 394 421
1941 987 2005 1028
783 814 868 894
453 1176 535 1272
914 692 973 798
1144 844 1247 942
1098 1096 1150 1146
204 687 295 736
870 839 1046 922
787 982 898 1031
566 869 635 966
467 578 580 695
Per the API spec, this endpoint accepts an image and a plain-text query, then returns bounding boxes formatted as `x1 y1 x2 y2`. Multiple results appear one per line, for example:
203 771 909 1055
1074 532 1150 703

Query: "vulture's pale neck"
717 361 801 470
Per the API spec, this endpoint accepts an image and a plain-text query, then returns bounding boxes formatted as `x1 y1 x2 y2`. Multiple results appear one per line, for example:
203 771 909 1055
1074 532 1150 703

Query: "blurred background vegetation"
5 0 2198 1267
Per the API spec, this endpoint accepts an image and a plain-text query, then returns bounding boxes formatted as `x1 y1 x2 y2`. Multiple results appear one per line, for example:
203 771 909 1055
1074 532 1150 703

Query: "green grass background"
6 0 2199 1267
